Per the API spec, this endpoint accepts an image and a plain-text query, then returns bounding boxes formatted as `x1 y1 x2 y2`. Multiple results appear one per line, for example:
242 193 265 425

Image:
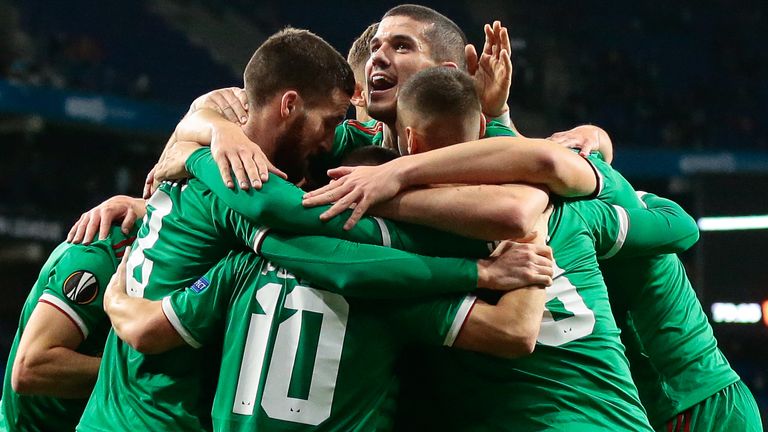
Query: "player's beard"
272 112 308 184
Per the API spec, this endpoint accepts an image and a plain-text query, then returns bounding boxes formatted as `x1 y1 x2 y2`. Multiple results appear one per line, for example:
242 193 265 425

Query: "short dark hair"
399 67 480 120
383 4 467 69
341 145 399 166
244 28 355 107
347 22 379 82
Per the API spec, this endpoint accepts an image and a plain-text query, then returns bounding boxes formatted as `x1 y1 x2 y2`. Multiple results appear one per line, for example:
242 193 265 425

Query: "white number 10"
233 282 349 426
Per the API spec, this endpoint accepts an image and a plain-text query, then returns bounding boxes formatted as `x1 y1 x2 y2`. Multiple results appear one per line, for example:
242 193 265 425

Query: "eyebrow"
370 33 419 47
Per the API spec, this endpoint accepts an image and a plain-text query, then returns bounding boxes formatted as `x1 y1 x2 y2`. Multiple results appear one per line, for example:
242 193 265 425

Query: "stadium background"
0 0 765 427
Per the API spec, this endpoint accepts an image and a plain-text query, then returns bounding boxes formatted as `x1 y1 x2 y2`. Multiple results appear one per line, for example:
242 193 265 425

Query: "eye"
395 42 409 52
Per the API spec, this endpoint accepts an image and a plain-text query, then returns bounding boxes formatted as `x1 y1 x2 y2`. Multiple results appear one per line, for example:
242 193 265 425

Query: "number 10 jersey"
166 251 474 431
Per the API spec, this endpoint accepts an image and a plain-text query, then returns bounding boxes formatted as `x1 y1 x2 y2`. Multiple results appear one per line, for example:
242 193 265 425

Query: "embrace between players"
0 4 761 432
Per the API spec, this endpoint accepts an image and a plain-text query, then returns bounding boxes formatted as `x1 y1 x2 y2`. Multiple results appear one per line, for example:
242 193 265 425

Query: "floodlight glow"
697 215 768 232
711 302 762 324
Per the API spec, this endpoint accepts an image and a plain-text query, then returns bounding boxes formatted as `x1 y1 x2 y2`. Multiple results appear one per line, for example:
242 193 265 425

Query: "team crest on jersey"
190 276 210 293
62 270 99 305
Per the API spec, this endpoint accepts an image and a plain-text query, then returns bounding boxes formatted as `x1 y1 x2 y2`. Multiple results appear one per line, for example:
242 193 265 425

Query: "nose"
370 45 390 69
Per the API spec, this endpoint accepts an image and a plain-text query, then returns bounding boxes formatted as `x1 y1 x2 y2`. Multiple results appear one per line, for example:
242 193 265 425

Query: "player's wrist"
476 259 492 289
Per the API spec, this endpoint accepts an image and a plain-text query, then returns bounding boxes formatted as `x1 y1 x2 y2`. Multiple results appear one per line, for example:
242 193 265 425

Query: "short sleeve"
164 252 247 348
39 244 116 340
387 294 477 347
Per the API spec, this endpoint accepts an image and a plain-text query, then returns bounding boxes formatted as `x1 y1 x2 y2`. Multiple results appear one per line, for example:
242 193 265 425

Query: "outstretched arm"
256 230 553 299
370 183 549 241
303 136 597 229
596 193 700 260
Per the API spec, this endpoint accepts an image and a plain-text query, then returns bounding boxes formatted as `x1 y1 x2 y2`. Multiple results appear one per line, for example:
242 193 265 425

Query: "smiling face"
365 15 442 126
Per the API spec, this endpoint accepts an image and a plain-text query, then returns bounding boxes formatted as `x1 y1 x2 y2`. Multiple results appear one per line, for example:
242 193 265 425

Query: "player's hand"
466 21 512 118
104 246 130 314
209 121 287 190
477 239 554 291
302 163 407 230
188 87 249 124
67 196 146 244
154 141 204 183
549 125 612 161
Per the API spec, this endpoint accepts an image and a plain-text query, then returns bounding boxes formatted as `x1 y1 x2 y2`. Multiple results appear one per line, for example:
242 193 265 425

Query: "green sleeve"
586 155 644 209
386 294 476 347
39 243 116 339
164 252 246 348
575 194 700 259
256 231 479 299
187 147 491 258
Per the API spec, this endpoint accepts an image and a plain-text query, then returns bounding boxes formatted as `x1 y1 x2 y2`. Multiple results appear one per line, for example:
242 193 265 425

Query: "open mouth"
369 74 397 97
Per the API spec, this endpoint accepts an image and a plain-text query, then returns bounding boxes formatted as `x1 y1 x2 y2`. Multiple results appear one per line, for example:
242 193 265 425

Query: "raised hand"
467 21 513 118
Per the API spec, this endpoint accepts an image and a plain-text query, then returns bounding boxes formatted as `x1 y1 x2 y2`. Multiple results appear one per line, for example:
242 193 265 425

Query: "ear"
405 126 418 155
350 82 366 108
440 61 459 70
280 90 300 119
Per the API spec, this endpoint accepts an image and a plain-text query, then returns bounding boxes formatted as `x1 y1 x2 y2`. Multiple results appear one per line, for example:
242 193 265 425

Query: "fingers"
240 154 262 189
302 176 348 203
235 88 249 113
464 44 479 76
67 213 87 243
221 89 248 124
143 167 156 200
227 153 250 190
214 153 235 188
120 208 137 235
319 188 361 221
343 198 370 230
327 166 355 180
267 161 288 180
71 212 90 244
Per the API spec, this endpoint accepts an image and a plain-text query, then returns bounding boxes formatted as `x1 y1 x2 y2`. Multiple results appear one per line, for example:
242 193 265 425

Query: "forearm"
454 286 545 358
105 294 180 354
174 109 223 145
391 137 596 197
12 349 100 398
190 149 491 257
614 195 700 258
371 184 549 241
258 233 479 298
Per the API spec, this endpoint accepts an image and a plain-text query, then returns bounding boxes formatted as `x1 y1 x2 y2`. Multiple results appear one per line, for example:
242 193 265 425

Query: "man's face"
274 89 349 182
366 16 440 125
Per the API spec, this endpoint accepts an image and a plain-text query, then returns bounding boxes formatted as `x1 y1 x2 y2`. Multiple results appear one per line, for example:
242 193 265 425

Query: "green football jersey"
185 147 495 259
590 158 740 428
318 117 515 173
0 226 134 432
79 176 485 431
398 196 697 431
165 251 475 432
